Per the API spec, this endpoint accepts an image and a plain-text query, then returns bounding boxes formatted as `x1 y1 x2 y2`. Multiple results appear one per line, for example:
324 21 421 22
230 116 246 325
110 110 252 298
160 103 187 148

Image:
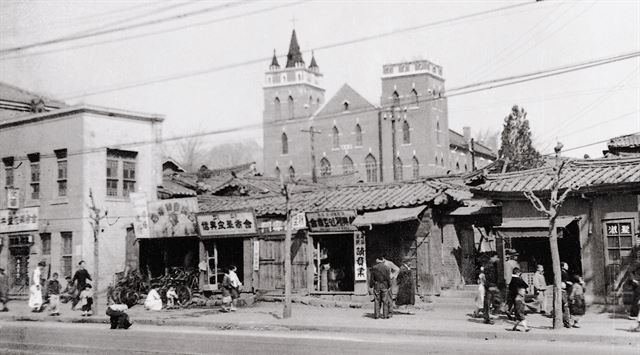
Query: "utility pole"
281 181 292 318
470 138 476 171
301 127 321 183
88 189 108 315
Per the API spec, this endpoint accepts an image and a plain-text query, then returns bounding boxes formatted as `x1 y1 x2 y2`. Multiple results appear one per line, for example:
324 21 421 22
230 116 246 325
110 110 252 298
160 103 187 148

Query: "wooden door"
258 239 283 290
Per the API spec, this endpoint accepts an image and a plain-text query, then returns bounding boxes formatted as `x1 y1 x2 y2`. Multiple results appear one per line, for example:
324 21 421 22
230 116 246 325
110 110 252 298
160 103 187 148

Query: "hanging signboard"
6 188 19 209
291 212 307 231
198 210 257 237
129 192 150 239
306 210 357 232
146 198 198 238
353 231 367 281
0 207 38 233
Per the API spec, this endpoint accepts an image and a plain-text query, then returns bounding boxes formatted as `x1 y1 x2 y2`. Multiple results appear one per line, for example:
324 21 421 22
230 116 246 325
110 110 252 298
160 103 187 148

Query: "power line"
0 0 254 55
555 110 639 139
6 49 637 163
542 130 640 156
0 0 307 62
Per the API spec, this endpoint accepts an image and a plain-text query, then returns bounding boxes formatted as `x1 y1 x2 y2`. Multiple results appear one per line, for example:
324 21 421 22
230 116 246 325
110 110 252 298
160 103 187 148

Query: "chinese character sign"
145 197 199 238
129 193 150 239
306 210 357 232
0 207 39 233
198 211 257 237
353 231 367 281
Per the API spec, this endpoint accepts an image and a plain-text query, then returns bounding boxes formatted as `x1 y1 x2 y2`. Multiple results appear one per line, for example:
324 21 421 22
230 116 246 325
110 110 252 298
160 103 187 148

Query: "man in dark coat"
507 267 529 319
71 260 92 310
369 257 391 319
395 261 415 306
483 255 500 325
0 267 9 312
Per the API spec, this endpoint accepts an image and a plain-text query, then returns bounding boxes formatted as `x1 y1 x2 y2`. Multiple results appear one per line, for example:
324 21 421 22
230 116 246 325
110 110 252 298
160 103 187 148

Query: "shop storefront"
306 210 367 295
0 207 39 294
134 196 199 277
196 210 256 292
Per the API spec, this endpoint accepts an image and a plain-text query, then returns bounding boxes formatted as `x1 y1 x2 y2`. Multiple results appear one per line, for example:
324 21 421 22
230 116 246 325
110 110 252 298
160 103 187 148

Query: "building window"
274 166 281 178
122 161 136 197
411 89 419 106
392 91 400 107
320 158 331 177
61 232 73 278
55 149 67 197
40 233 51 255
106 149 137 197
355 124 363 146
2 157 14 187
28 153 40 200
402 120 411 144
288 95 294 119
332 126 339 148
456 162 460 171
342 155 355 174
106 159 119 197
343 101 349 111
281 133 288 155
394 157 403 181
412 157 419 179
464 163 468 171
288 166 295 181
605 220 635 264
441 158 445 167
365 154 377 183
436 121 441 145
274 97 281 120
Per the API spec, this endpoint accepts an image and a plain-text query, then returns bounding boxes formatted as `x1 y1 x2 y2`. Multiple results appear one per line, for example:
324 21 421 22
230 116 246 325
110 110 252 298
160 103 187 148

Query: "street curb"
3 315 638 347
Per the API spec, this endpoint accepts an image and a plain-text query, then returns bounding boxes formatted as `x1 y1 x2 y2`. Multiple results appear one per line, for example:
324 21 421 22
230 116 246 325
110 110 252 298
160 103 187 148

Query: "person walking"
511 287 531 332
221 266 242 312
106 303 132 330
71 261 91 310
46 273 61 316
0 267 9 312
483 255 500 325
395 260 415 307
29 261 46 312
369 257 392 319
569 275 586 328
561 282 572 328
532 265 548 314
507 268 529 319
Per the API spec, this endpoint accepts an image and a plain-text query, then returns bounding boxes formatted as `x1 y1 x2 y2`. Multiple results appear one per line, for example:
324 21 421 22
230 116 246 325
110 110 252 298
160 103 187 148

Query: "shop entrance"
138 237 198 277
312 234 354 292
507 222 582 284
204 238 244 291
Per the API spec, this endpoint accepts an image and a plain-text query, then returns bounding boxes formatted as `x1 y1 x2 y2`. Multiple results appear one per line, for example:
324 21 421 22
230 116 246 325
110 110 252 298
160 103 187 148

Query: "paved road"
0 321 637 355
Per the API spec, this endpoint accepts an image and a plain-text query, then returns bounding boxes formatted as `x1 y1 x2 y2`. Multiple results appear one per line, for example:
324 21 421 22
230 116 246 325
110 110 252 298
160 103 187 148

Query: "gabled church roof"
285 30 305 68
314 83 376 117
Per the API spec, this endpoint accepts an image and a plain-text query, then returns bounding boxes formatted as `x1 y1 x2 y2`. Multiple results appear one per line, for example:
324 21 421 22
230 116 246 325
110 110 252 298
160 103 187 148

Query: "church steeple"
270 49 280 69
286 29 305 68
309 50 318 70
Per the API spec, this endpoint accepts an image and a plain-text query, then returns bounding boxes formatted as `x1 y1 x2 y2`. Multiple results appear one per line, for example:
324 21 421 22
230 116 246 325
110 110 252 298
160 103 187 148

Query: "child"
47 273 61 316
79 284 94 316
512 287 530 332
569 275 586 328
166 286 178 308
561 282 572 328
221 266 242 312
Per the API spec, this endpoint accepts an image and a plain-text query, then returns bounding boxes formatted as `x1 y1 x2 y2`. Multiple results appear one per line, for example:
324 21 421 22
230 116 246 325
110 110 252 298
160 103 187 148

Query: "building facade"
0 103 163 296
263 30 495 183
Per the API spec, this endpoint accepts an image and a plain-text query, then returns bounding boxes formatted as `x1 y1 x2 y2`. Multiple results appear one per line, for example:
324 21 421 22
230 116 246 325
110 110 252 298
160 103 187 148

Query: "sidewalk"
1 299 638 346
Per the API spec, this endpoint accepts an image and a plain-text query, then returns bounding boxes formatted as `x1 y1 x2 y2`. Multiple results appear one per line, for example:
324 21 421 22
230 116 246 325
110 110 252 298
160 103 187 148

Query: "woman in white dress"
28 261 46 312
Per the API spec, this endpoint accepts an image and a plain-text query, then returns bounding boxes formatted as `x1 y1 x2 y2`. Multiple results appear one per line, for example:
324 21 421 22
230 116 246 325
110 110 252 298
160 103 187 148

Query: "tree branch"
524 190 550 215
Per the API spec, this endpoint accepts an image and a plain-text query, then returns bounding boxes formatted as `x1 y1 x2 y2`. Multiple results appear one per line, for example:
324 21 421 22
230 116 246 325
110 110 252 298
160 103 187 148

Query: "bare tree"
523 146 579 329
176 135 204 173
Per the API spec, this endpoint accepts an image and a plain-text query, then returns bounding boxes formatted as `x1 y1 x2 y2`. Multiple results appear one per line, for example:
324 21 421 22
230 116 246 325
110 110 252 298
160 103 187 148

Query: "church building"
263 30 495 183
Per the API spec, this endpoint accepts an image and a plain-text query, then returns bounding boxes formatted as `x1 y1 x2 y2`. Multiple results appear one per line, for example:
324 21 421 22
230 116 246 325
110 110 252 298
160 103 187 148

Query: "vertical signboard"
253 239 260 271
354 231 367 281
129 192 150 239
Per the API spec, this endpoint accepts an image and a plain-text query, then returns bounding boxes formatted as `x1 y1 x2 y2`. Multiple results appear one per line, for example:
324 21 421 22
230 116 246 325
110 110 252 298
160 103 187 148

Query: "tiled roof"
199 179 472 216
471 157 640 195
158 179 197 199
208 176 324 196
449 129 496 159
608 133 640 149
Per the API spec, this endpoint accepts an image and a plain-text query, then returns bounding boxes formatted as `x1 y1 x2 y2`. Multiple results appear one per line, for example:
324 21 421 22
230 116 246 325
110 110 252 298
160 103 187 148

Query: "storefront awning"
352 205 427 227
449 205 500 216
494 216 580 238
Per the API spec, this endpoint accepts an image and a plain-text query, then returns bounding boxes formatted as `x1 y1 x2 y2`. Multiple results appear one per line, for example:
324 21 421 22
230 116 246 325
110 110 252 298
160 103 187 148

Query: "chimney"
463 126 471 143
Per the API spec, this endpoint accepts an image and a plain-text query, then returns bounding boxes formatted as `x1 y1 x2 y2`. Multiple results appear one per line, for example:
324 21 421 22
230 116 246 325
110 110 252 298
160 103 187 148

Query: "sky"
0 0 639 160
